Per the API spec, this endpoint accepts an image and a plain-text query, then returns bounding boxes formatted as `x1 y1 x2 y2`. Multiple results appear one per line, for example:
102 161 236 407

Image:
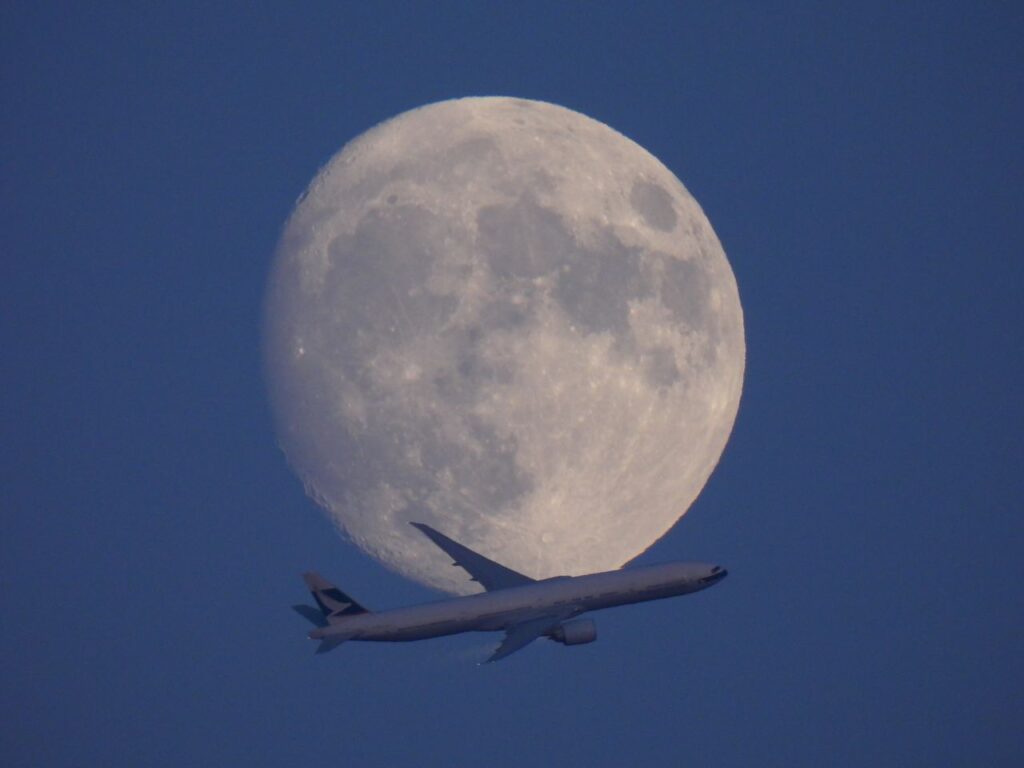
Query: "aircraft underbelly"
359 615 485 641
353 599 576 641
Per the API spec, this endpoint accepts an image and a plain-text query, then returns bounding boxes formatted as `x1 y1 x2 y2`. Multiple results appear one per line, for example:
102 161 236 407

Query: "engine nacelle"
551 619 597 646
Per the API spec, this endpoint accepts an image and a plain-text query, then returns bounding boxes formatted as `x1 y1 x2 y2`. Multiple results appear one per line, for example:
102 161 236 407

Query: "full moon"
265 97 744 594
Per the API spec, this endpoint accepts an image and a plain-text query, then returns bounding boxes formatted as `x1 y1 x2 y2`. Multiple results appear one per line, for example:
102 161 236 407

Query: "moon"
265 97 744 594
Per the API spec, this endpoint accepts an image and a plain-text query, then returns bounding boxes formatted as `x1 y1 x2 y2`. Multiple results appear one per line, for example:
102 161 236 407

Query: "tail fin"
302 571 370 624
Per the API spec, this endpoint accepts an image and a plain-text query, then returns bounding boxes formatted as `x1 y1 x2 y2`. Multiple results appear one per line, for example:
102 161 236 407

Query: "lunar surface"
265 97 744 594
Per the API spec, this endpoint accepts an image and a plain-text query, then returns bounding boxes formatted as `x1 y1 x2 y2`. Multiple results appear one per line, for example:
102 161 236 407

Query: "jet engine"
550 619 597 645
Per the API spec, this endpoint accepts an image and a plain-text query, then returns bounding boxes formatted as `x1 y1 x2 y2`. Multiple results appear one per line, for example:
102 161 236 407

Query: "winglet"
411 522 535 592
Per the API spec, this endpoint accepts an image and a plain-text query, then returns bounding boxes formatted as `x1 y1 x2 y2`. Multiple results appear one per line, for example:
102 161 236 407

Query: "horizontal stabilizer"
315 636 346 654
292 604 328 628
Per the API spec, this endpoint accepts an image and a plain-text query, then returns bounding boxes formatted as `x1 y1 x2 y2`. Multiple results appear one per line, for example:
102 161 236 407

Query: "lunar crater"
630 180 678 232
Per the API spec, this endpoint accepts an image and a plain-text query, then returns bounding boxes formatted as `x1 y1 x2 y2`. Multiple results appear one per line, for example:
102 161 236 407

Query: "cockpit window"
711 566 722 573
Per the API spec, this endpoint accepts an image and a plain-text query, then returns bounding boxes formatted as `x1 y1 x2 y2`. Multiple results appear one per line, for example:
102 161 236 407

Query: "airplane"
294 522 728 662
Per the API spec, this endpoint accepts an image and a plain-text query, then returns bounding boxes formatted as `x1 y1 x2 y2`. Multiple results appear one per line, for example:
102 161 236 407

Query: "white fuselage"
315 562 726 642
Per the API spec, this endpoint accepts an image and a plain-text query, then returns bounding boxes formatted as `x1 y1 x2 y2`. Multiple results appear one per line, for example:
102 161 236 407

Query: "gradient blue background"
3 3 1022 766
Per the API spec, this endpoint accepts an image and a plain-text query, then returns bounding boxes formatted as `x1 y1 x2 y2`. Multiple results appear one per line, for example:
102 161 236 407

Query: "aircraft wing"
487 614 567 663
411 522 535 591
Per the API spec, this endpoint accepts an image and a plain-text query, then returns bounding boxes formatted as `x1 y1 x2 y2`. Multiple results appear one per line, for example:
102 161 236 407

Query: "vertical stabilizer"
302 572 370 624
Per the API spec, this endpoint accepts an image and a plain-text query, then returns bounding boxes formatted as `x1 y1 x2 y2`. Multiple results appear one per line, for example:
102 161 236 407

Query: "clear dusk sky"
3 3 1022 766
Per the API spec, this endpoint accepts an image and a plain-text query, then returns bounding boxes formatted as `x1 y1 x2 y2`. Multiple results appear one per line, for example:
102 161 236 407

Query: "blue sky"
3 3 1022 766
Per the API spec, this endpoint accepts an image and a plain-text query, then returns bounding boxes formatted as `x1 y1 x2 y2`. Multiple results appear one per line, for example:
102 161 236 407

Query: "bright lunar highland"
265 97 745 594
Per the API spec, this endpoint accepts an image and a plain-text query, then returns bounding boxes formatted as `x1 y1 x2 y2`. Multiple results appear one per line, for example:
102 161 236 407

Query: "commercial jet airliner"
294 522 727 662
